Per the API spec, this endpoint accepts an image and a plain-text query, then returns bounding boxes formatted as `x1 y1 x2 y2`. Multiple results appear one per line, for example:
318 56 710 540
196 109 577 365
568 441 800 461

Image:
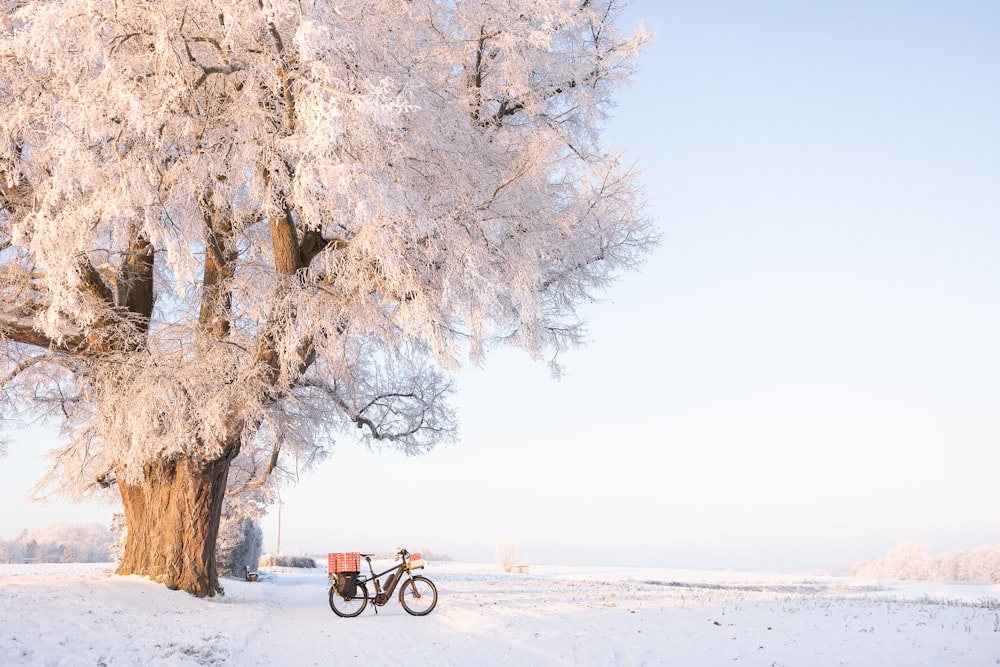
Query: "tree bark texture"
116 453 234 597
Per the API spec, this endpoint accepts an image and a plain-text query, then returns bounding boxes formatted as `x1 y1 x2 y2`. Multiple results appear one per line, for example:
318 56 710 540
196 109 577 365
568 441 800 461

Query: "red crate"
328 552 361 575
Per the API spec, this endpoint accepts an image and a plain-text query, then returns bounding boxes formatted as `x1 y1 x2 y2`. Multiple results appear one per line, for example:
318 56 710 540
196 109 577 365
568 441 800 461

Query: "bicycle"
328 548 438 617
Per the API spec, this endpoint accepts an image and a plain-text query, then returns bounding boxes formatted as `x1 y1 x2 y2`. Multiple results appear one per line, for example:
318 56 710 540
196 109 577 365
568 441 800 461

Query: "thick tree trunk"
116 452 234 597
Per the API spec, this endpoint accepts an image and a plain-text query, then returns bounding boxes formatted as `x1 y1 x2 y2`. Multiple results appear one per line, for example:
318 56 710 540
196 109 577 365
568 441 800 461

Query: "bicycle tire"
329 580 368 617
398 575 437 616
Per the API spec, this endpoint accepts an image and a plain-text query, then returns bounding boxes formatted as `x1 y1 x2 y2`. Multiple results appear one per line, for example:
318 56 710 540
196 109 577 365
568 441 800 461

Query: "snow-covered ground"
1 560 998 666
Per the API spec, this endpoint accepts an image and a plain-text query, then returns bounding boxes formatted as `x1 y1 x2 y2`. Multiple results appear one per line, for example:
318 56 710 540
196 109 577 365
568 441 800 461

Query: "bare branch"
0 352 48 387
226 440 281 497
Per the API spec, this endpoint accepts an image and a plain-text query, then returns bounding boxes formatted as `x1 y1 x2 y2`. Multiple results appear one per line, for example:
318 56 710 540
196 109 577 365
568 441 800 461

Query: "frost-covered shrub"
495 539 519 573
216 516 263 577
216 496 264 577
259 553 317 568
0 537 24 564
109 513 127 565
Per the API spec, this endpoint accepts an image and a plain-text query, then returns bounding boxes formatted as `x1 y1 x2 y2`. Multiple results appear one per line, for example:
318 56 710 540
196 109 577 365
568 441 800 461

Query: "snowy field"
1 561 998 666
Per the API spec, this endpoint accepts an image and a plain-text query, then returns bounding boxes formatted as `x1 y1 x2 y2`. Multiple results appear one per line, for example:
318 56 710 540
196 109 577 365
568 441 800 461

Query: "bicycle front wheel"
398 575 437 616
329 581 368 617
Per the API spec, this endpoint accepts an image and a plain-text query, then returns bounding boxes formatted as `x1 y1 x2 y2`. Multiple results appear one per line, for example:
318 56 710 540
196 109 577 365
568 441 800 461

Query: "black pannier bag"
336 572 358 599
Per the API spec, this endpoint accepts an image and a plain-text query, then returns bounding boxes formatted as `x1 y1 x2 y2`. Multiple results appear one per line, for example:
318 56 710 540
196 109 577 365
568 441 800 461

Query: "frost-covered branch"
225 439 281 497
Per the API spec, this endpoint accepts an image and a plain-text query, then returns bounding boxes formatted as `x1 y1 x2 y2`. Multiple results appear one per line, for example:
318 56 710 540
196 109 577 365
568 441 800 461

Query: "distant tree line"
852 541 1000 583
2 514 449 576
259 553 317 568
367 548 453 562
3 504 263 575
0 523 112 564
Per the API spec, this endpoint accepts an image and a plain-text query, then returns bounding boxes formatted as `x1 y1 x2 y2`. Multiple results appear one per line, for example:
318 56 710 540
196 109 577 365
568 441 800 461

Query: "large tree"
0 0 654 595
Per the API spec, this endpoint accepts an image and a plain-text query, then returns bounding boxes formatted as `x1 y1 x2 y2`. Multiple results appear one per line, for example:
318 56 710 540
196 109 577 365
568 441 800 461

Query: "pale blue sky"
2 1 998 570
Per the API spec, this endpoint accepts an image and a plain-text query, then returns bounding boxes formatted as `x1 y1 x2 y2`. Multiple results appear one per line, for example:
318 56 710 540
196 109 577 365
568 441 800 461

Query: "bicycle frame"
356 554 414 608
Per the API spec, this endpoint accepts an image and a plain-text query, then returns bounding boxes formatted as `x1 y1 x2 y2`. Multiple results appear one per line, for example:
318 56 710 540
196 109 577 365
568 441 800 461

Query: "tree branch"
0 351 48 387
198 190 235 338
225 439 281 497
299 229 348 268
119 231 154 334
0 316 85 351
257 0 296 131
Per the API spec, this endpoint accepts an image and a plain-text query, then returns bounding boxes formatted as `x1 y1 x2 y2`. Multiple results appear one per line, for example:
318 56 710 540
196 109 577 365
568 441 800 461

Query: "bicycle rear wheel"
398 575 437 616
329 581 368 617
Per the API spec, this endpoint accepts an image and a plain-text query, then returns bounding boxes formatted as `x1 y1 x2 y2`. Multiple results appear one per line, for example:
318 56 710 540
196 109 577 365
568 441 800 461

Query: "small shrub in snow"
259 553 317 568
495 539 520 573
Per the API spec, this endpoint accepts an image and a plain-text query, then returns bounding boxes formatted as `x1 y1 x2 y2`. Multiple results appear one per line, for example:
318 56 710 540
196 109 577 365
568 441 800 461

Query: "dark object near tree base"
245 566 259 582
